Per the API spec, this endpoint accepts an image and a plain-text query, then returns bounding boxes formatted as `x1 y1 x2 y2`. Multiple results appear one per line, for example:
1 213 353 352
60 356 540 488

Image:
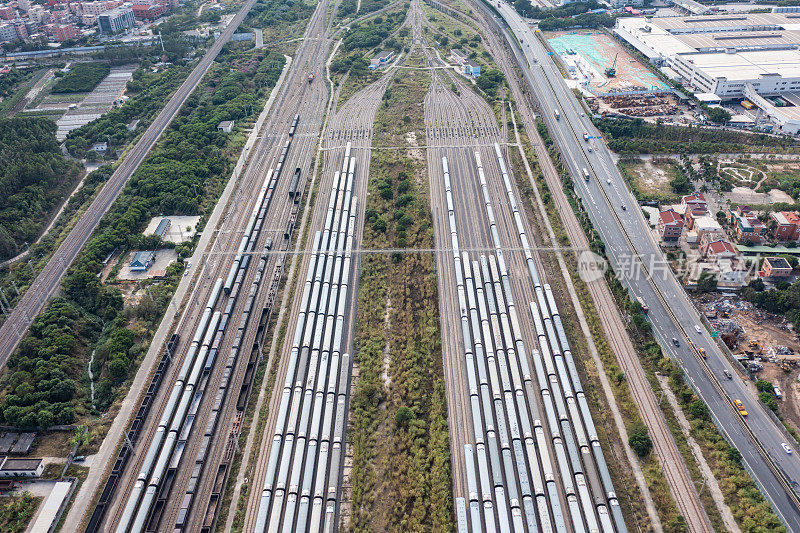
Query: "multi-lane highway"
88 0 336 530
421 7 625 530
0 0 261 368
495 3 800 530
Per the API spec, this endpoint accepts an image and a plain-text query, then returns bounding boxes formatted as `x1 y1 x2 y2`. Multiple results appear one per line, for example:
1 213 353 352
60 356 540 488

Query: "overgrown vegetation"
0 67 27 99
0 117 83 260
0 491 39 533
331 9 406 78
247 0 314 30
349 68 453 531
337 0 386 19
596 117 798 154
511 0 615 30
52 62 111 94
0 47 286 428
743 278 800 331
65 62 194 159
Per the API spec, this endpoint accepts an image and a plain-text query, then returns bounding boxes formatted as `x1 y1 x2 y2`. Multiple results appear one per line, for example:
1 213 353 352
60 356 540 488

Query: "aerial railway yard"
75 0 715 531
421 17 626 531
86 0 334 529
241 47 398 533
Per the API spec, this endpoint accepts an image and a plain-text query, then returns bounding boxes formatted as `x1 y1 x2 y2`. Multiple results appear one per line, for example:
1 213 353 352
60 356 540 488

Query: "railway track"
465 1 715 530
90 0 337 530
0 0 262 368
241 26 401 533
421 14 626 531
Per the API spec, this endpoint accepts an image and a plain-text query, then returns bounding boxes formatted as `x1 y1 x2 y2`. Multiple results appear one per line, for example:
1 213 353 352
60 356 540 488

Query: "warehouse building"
0 457 43 478
614 12 800 133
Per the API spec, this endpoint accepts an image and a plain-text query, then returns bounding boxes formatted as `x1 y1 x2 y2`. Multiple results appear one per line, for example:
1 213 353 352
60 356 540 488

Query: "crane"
605 53 618 77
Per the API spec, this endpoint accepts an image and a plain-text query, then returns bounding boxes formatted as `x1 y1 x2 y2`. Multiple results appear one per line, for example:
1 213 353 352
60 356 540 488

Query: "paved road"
495 3 800 530
0 0 261 368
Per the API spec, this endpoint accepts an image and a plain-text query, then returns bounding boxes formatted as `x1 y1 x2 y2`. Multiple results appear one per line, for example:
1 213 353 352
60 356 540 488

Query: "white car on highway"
694 325 702 334
783 443 793 454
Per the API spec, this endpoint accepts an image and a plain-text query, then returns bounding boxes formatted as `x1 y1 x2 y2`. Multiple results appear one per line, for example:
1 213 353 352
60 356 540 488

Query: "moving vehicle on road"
582 167 590 181
621 204 627 211
637 296 649 315
734 399 748 417
554 109 560 120
583 131 589 141
694 324 703 334
783 443 792 454
723 369 732 379
672 338 679 347
308 73 314 83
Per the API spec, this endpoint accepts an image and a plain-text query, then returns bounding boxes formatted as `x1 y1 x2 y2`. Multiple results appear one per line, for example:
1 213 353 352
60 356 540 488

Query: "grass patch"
348 65 453 531
0 491 40 533
619 157 684 203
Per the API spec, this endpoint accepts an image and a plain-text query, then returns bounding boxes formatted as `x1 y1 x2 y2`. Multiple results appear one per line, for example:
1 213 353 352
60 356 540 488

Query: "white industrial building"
614 12 800 133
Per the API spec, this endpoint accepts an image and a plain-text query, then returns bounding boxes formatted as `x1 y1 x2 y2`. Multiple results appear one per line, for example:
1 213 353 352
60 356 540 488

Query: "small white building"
0 457 44 478
369 50 394 70
450 49 467 65
217 120 234 133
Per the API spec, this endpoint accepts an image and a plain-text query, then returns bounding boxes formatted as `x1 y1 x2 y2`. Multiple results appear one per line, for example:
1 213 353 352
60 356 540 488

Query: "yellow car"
734 399 748 417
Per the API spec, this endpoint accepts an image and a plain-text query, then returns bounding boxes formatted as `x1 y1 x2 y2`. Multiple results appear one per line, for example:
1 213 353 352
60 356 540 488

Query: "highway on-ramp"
495 3 800 530
0 0 260 368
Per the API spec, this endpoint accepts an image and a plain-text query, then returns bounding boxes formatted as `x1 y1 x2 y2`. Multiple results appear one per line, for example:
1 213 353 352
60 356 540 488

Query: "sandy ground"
142 215 202 243
117 249 178 280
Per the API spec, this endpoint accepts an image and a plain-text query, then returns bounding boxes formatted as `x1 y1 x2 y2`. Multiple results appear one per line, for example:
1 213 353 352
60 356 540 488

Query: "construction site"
546 30 668 95
696 293 800 432
586 91 683 118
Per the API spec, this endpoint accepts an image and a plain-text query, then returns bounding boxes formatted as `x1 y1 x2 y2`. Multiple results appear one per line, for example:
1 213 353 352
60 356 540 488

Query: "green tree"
707 107 731 124
696 271 718 293
756 379 773 393
628 421 652 457
688 399 709 420
395 406 414 427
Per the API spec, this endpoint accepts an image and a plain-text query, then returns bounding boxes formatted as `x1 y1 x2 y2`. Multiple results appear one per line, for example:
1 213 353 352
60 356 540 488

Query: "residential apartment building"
760 256 793 279
48 22 78 41
771 211 800 242
702 238 738 261
658 208 684 242
97 5 134 34
0 22 17 42
729 205 766 244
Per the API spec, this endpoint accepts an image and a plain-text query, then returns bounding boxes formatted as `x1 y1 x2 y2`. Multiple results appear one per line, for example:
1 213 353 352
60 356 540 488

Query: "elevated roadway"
495 3 800 530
